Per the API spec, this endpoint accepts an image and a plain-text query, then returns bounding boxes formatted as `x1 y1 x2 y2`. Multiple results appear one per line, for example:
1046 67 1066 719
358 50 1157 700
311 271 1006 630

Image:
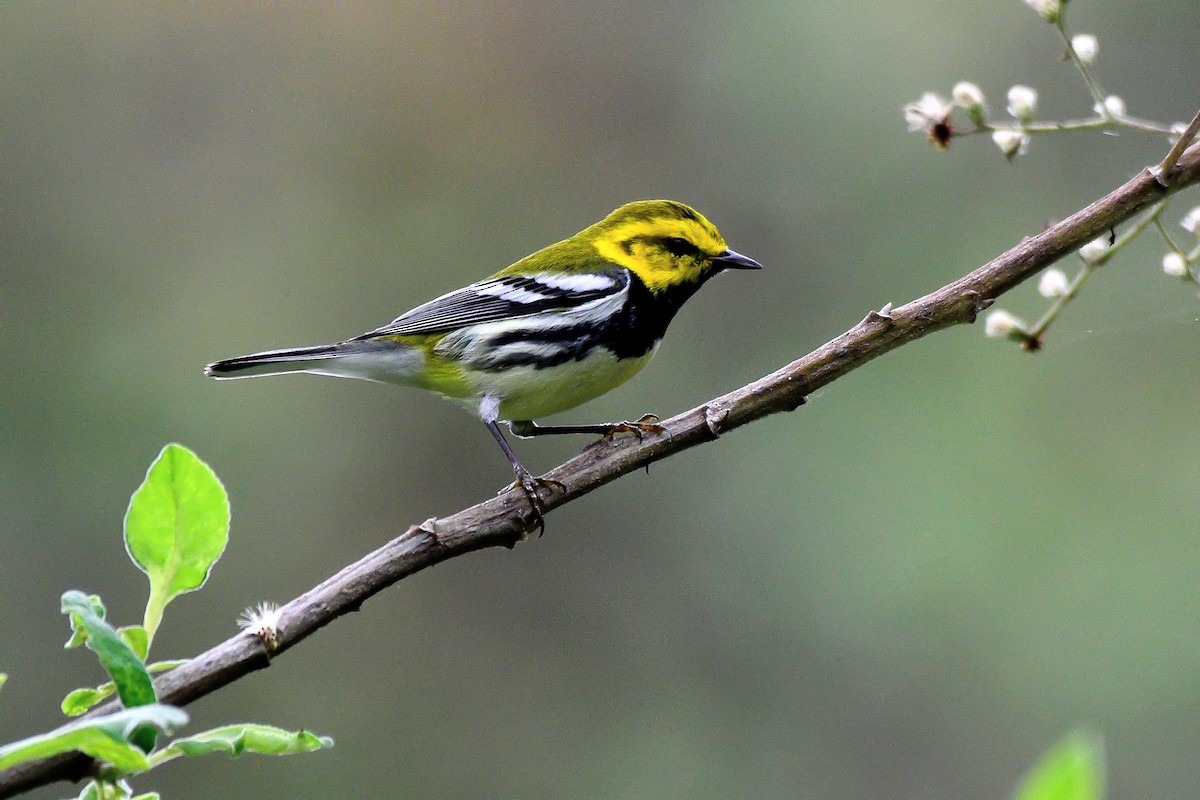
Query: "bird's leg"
484 418 564 536
509 414 668 442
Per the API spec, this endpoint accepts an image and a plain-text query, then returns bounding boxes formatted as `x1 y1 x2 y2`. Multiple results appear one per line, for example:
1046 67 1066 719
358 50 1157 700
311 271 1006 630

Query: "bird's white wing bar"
358 270 627 338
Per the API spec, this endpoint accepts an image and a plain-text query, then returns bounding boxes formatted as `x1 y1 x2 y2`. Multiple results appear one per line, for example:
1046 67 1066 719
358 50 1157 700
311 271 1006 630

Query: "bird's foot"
501 468 566 537
601 413 669 441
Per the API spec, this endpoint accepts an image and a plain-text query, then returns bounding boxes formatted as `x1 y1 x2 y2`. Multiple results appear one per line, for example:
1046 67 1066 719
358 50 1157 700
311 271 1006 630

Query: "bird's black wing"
356 270 628 338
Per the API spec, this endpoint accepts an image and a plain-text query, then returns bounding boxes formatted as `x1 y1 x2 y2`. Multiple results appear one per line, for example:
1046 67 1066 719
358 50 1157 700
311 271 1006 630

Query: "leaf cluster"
0 445 331 800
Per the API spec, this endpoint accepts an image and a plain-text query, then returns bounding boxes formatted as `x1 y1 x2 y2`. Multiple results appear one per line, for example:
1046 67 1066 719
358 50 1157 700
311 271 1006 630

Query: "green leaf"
62 687 112 717
61 592 156 708
75 781 102 800
130 793 161 800
152 724 333 765
60 591 157 752
0 704 187 773
72 780 135 800
124 444 229 644
1013 729 1106 800
64 594 107 650
62 661 188 717
118 627 149 662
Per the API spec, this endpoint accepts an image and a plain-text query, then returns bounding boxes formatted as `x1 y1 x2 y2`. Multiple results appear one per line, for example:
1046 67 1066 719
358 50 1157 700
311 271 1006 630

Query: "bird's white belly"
469 346 657 421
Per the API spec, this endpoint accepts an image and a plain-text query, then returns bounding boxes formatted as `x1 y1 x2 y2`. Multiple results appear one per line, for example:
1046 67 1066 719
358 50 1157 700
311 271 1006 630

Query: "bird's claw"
501 469 565 536
601 413 669 441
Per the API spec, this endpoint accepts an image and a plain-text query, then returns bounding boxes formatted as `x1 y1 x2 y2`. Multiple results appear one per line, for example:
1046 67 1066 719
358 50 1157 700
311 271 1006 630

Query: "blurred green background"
3 2 1199 798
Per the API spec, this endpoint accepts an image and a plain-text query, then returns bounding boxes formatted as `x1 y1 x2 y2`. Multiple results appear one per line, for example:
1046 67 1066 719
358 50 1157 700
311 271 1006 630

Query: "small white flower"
1180 207 1200 236
1037 268 1070 298
1007 85 1038 121
953 82 985 108
904 92 952 132
985 309 1027 338
992 130 1030 159
239 601 283 651
1162 252 1189 278
1093 95 1126 118
903 92 954 148
1024 0 1061 21
1071 34 1099 65
1078 237 1109 265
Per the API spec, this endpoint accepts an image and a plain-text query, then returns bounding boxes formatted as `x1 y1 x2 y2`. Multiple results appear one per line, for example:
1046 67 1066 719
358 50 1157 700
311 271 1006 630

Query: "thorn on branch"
862 302 895 325
415 517 444 548
1153 108 1200 186
967 292 994 322
704 404 730 437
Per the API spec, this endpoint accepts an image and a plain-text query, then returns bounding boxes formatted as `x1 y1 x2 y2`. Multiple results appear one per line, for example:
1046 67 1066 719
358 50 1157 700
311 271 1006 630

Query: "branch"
4 143 1199 798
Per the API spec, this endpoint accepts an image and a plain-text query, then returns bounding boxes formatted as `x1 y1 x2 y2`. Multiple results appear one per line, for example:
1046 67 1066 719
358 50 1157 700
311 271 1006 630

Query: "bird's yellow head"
588 200 761 293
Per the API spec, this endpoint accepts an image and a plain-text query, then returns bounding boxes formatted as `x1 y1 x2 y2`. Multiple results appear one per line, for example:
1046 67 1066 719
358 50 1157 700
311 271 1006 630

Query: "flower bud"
1007 85 1038 121
953 82 987 126
952 82 984 108
1037 268 1070 298
1094 95 1125 118
1180 207 1200 236
1071 34 1098 64
1162 253 1189 278
1024 0 1061 22
992 130 1030 159
1078 237 1109 265
985 309 1027 338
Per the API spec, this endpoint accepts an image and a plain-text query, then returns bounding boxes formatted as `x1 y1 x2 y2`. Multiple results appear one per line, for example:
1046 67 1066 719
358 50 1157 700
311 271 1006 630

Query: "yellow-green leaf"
152 724 333 765
1013 729 1105 800
62 686 113 717
0 705 187 773
118 627 149 662
62 661 187 717
124 444 229 643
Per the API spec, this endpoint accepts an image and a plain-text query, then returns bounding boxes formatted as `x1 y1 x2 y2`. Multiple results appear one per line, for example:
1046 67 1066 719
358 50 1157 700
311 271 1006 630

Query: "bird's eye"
662 236 700 258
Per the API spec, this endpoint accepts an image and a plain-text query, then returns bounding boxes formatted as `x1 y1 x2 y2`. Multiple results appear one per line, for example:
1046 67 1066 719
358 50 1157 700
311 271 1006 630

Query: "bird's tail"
205 345 345 379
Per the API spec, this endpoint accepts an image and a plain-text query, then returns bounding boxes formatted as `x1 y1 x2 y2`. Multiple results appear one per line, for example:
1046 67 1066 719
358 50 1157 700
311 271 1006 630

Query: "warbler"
205 200 762 530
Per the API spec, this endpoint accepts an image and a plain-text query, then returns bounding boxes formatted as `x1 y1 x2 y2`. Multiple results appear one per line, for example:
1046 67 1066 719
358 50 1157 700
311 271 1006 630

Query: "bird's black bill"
712 248 763 270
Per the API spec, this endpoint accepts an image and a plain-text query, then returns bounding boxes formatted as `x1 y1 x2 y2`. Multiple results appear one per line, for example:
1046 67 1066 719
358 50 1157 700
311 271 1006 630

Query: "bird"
205 200 762 532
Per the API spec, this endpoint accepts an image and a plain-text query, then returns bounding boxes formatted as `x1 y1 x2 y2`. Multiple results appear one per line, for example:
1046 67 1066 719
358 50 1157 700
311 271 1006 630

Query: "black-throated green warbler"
206 200 762 530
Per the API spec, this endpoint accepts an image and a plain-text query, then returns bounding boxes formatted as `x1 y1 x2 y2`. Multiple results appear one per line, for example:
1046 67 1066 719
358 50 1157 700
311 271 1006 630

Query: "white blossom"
1037 268 1070 298
904 92 952 133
